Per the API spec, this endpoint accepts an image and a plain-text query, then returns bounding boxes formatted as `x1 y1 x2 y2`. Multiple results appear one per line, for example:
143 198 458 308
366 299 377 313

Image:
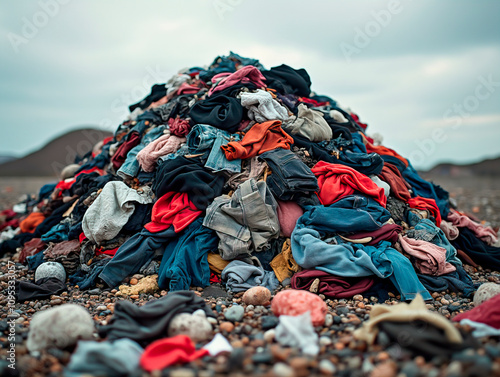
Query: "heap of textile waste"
2 51 500 303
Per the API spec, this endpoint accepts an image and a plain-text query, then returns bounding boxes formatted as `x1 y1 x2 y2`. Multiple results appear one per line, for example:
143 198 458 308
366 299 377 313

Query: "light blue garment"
65 338 143 377
187 124 242 173
117 124 166 178
292 202 432 301
222 260 279 293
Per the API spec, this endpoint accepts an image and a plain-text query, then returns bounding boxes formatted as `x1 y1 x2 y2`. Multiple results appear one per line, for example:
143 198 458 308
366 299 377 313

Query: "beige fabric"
354 294 463 345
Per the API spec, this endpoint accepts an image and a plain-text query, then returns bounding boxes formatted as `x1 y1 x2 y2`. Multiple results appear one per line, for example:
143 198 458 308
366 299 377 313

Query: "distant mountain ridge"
0 128 112 177
421 156 500 177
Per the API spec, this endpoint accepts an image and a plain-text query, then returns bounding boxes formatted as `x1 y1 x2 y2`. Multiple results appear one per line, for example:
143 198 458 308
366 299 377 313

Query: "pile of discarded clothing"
2 51 500 301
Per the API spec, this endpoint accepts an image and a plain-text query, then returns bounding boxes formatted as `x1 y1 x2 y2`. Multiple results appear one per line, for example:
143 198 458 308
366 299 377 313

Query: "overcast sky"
1 1 499 169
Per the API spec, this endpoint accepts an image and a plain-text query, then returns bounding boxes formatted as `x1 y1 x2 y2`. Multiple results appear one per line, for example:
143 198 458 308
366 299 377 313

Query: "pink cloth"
440 220 460 241
276 200 304 238
448 209 498 245
398 235 456 276
168 117 192 137
136 134 186 172
176 82 202 96
208 66 266 96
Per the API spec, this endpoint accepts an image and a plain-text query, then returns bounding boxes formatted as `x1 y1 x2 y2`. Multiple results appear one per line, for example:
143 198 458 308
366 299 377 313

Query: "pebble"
370 361 397 377
336 306 349 316
224 305 244 322
261 316 279 330
96 305 107 311
264 329 275 343
242 286 271 306
319 336 332 346
272 362 295 377
170 368 196 377
219 321 234 333
324 313 333 327
318 359 336 375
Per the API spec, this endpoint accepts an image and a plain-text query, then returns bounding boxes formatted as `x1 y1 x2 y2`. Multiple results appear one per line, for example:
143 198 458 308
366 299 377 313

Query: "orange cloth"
221 120 293 161
270 239 301 282
361 133 408 167
207 252 230 274
19 212 45 234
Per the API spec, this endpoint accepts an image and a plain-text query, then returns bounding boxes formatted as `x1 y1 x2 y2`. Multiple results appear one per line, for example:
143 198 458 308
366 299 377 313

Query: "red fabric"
208 65 266 96
54 167 105 193
168 116 192 137
19 238 46 263
210 272 221 284
0 219 19 232
350 113 368 130
19 212 45 234
145 192 202 233
408 197 442 226
95 246 119 257
311 161 387 207
140 335 209 372
221 120 294 161
378 162 411 202
111 131 141 169
298 97 329 107
453 294 500 329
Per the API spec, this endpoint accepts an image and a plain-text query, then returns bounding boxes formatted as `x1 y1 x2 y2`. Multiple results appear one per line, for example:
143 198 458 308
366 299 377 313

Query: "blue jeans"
99 226 177 288
187 124 242 173
258 148 318 201
117 125 166 178
299 195 392 235
203 178 279 260
158 219 218 291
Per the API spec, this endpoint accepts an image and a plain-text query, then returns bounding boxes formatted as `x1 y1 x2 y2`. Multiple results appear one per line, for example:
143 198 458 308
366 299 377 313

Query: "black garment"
417 265 476 298
152 156 225 210
292 134 384 176
452 227 500 272
255 237 287 271
129 83 167 112
262 64 312 97
152 94 196 123
189 95 243 133
378 320 478 359
15 277 66 301
258 148 318 201
121 203 153 234
99 291 214 345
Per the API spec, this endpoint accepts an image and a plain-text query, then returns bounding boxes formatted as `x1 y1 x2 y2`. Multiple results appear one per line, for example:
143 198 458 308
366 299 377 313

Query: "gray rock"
225 305 244 322
168 313 212 342
27 304 94 352
261 315 279 330
473 282 500 306
401 361 419 377
336 306 349 316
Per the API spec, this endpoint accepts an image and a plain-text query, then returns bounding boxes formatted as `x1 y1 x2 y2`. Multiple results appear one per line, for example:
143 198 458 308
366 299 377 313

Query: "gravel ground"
1 176 500 377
